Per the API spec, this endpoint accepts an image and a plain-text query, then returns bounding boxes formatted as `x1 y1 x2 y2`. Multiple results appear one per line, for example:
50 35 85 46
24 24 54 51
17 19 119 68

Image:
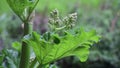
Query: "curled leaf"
6 0 39 21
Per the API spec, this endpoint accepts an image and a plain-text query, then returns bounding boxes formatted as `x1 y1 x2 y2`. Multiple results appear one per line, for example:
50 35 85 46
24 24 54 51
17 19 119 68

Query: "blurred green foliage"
0 0 120 68
0 0 10 15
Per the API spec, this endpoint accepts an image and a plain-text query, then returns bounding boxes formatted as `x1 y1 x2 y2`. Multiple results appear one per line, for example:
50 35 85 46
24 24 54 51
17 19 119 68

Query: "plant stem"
19 22 32 68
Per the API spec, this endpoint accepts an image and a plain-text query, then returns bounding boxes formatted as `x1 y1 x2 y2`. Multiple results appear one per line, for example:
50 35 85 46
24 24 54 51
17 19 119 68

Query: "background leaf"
12 41 21 52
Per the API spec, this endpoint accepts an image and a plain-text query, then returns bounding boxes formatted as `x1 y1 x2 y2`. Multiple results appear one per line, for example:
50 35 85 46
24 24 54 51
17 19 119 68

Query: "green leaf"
0 66 4 68
12 41 21 52
23 29 100 65
6 0 39 21
2 49 20 68
0 55 4 65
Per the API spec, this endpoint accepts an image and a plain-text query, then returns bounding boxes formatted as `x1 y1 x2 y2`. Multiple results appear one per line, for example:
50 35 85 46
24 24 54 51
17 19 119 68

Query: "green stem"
19 22 32 68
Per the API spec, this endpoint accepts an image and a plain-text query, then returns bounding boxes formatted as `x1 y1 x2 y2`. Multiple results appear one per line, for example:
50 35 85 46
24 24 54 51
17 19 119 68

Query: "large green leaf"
23 29 100 65
6 0 39 21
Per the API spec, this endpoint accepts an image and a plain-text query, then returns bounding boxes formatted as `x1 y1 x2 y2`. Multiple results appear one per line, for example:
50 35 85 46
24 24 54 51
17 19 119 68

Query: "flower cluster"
49 9 77 31
63 12 77 29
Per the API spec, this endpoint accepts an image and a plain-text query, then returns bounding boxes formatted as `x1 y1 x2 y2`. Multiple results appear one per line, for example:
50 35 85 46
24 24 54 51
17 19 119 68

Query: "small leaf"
42 32 51 41
12 41 21 51
52 34 60 44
